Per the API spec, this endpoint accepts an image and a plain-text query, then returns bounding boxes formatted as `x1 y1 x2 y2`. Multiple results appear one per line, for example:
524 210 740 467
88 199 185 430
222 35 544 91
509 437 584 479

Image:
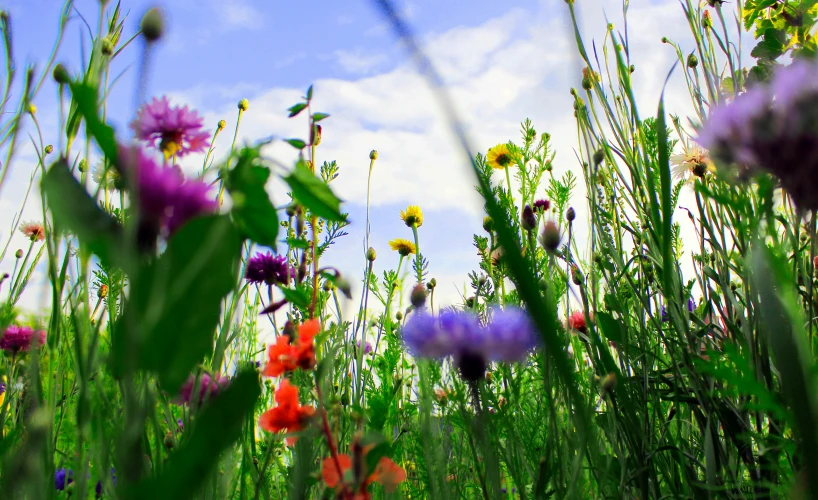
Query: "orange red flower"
259 379 315 443
321 447 406 498
262 319 319 377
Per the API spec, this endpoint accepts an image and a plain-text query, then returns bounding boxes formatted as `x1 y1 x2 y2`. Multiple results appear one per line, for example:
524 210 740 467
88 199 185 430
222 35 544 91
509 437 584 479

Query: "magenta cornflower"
245 252 292 286
19 221 45 242
119 146 217 242
0 325 46 352
131 96 210 158
533 199 551 212
177 372 228 406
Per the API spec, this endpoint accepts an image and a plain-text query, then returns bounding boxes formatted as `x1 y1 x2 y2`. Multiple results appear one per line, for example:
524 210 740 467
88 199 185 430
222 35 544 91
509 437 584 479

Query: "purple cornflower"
119 146 217 242
95 468 116 498
245 252 292 286
402 307 539 381
177 418 184 431
55 468 73 490
696 59 818 210
533 199 551 212
131 96 210 158
660 299 696 322
177 372 228 406
0 325 46 353
357 340 373 355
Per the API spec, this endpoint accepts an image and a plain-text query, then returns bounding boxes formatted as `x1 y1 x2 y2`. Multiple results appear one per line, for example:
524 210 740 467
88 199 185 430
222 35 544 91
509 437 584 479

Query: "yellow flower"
400 205 424 228
389 238 416 256
670 145 715 182
486 143 514 170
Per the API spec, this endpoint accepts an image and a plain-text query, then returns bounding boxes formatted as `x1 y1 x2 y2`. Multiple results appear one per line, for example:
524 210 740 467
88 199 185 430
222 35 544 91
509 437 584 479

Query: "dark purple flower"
177 372 228 406
1 325 46 352
95 468 116 498
533 199 551 212
245 252 292 286
484 307 541 362
55 468 73 490
132 96 210 157
165 179 219 235
177 418 184 431
357 340 373 355
696 59 818 210
661 299 695 322
521 204 536 231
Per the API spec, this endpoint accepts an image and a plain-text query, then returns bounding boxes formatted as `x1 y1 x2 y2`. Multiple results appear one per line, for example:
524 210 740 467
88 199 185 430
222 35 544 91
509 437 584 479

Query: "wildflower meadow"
1 0 818 498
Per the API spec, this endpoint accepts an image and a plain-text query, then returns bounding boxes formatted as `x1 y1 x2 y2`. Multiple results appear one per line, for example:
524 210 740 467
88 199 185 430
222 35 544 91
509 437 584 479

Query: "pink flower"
19 222 45 242
567 311 588 334
177 372 228 406
0 325 46 352
131 96 210 157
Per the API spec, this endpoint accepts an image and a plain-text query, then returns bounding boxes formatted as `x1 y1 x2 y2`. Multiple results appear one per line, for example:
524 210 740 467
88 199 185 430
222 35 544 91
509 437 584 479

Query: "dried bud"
566 207 576 222
521 205 536 231
410 284 427 309
540 221 561 253
52 63 70 85
98 284 109 299
311 124 322 146
366 247 377 262
238 98 249 111
140 7 164 42
369 150 378 160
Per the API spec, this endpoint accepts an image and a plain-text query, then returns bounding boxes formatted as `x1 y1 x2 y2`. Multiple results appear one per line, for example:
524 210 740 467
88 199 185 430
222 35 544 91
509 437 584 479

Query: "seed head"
140 7 164 42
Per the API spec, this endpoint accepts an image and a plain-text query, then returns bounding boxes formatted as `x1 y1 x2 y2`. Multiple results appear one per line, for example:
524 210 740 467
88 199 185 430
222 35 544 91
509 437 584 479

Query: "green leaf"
225 145 279 248
306 85 313 101
67 82 118 163
111 215 242 392
286 237 310 250
594 311 623 344
124 369 261 499
42 159 124 267
284 138 307 150
283 161 345 222
288 102 307 118
279 286 310 309
311 112 330 122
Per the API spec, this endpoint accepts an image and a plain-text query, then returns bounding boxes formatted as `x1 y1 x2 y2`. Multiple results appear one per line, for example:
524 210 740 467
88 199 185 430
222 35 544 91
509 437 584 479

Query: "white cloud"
333 49 390 75
211 0 264 30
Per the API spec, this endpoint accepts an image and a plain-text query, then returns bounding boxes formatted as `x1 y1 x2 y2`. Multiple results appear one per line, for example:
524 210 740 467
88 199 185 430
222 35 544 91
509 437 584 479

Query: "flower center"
691 162 708 178
495 153 511 167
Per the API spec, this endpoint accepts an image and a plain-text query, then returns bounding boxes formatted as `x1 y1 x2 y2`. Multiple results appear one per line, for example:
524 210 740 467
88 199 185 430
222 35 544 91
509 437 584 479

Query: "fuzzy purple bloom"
132 96 210 157
357 340 373 355
55 468 73 490
696 59 818 210
0 325 46 353
95 468 116 498
661 299 696 322
484 307 541 362
245 252 292 286
177 418 184 431
178 372 228 406
119 146 217 240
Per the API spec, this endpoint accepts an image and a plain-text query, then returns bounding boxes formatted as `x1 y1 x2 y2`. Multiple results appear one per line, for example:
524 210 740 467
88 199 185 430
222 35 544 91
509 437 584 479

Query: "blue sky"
0 0 737 314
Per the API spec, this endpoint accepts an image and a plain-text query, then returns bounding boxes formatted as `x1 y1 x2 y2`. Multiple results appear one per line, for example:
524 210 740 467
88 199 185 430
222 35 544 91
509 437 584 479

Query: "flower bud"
540 221 561 253
369 150 378 160
311 124 322 146
44 145 53 155
571 265 583 285
164 432 174 450
78 159 87 173
27 103 36 115
217 119 226 130
366 247 377 261
521 204 536 231
98 284 108 298
482 216 493 233
322 280 333 292
581 77 593 91
15 249 23 259
428 278 437 289
566 207 576 222
238 98 249 111
410 283 427 309
687 53 698 68
52 63 70 85
285 204 297 217
101 38 114 55
140 7 164 42
396 311 403 321
335 274 352 299
593 149 604 165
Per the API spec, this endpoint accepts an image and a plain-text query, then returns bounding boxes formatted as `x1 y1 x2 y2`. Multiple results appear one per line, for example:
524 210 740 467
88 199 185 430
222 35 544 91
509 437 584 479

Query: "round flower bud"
540 221 561 253
101 38 114 55
27 103 37 115
43 145 53 155
428 278 437 289
521 205 536 232
482 216 493 233
335 274 352 299
396 311 403 321
369 150 378 160
322 280 333 292
285 204 297 217
566 207 576 222
410 283 427 309
78 159 87 173
140 7 164 42
366 247 377 261
52 63 70 85
581 77 593 91
217 119 226 130
15 249 23 259
593 149 604 165
164 432 174 450
238 98 249 111
686 53 698 68
661 37 669 44
98 284 108 299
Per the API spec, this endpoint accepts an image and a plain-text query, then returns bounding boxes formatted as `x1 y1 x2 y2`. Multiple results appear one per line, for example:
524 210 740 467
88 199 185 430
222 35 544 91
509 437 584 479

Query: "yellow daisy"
389 238 416 256
400 205 424 228
670 145 715 182
486 143 515 170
